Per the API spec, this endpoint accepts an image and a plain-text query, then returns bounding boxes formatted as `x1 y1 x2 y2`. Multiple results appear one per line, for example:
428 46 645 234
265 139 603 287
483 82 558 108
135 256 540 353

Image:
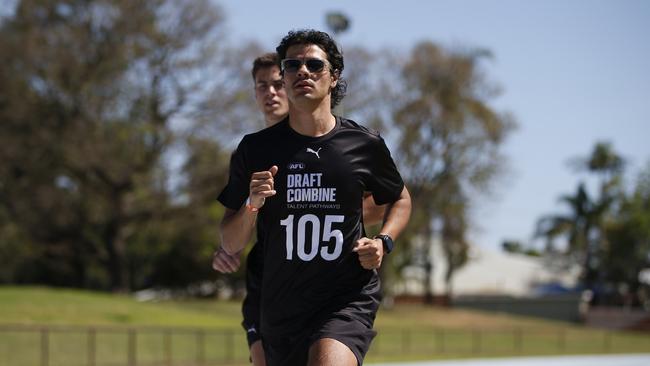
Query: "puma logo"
306 147 322 159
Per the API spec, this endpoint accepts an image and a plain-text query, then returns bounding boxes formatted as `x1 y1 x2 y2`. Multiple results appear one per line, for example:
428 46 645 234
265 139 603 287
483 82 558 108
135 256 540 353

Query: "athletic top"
218 116 404 337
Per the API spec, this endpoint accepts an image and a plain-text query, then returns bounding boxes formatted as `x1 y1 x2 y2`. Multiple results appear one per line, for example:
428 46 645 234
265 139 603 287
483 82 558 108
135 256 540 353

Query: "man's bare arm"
362 193 386 226
354 186 412 269
219 207 257 255
220 165 278 254
378 186 412 240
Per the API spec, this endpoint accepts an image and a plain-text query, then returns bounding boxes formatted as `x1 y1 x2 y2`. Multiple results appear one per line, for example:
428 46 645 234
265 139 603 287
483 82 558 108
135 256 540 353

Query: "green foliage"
536 143 650 305
602 163 650 291
0 0 236 292
0 5 519 299
390 41 516 298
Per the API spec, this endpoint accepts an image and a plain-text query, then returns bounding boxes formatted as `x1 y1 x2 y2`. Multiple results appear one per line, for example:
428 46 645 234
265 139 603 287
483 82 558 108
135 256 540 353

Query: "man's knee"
308 338 357 366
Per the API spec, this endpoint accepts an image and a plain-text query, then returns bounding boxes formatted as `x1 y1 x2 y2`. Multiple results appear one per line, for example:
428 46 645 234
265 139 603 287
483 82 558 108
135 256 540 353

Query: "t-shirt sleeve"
367 135 405 205
217 138 250 210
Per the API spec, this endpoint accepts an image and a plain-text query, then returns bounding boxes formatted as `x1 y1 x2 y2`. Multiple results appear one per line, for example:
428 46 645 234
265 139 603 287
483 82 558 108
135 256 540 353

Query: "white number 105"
280 214 344 261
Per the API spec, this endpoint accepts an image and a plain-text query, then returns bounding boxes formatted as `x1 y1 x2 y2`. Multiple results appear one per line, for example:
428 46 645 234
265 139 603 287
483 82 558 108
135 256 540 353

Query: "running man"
218 29 411 365
213 52 386 365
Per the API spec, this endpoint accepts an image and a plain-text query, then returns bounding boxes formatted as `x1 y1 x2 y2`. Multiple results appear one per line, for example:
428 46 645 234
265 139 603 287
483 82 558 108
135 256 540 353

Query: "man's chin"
290 93 318 104
265 106 284 115
265 109 286 119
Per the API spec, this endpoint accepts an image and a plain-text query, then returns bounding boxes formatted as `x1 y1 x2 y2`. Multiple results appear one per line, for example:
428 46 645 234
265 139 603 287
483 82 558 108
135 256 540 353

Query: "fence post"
87 328 96 366
603 331 612 352
557 328 566 353
196 329 205 365
40 327 49 366
164 329 172 366
226 329 235 362
472 329 481 355
128 329 136 366
401 328 410 354
514 327 522 354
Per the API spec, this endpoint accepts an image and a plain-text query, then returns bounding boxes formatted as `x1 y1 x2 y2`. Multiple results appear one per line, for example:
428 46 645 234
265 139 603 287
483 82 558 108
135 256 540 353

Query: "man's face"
254 65 289 125
282 44 338 108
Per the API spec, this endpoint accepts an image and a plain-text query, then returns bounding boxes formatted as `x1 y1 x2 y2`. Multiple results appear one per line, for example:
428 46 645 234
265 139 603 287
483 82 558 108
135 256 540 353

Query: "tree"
536 183 601 287
583 142 625 181
602 162 650 305
325 11 350 35
391 41 516 300
536 142 625 291
0 0 227 291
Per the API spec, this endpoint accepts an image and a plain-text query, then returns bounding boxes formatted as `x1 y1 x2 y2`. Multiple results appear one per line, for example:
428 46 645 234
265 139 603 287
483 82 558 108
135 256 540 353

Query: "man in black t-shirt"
218 29 411 366
212 53 386 366
212 52 288 366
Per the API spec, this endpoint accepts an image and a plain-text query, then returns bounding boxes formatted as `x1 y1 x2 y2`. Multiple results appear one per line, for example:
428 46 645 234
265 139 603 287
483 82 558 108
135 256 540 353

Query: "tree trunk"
444 254 454 299
106 223 128 292
105 191 129 293
423 223 434 304
72 245 87 288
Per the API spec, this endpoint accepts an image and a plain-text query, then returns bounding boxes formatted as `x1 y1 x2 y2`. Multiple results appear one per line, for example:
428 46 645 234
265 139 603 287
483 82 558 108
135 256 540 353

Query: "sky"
219 0 650 252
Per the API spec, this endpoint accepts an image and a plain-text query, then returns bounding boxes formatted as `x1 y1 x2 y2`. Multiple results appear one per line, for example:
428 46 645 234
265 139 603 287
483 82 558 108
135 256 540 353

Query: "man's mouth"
294 81 312 89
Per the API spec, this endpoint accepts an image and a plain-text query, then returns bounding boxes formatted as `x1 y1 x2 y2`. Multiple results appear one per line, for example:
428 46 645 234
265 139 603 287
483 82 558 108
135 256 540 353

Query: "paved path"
370 354 650 366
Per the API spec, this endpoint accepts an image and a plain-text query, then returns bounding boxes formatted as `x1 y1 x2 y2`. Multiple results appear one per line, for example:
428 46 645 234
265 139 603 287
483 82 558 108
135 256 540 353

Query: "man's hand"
249 165 279 209
353 237 384 270
212 247 241 273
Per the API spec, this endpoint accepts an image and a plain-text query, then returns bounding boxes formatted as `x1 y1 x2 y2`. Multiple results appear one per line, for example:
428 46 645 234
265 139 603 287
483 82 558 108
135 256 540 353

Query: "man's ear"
330 69 339 88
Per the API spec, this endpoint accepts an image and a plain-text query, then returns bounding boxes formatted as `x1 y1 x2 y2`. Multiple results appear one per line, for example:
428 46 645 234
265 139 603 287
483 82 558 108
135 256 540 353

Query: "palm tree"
536 183 601 288
536 143 624 290
586 142 624 181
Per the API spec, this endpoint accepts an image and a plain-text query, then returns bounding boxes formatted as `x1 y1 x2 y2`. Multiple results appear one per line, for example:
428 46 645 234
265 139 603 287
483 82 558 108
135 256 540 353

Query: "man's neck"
265 115 287 128
288 103 336 137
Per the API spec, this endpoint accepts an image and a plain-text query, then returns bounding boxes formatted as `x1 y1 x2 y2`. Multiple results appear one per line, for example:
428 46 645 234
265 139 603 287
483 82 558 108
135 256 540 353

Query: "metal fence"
0 325 245 366
1 324 649 366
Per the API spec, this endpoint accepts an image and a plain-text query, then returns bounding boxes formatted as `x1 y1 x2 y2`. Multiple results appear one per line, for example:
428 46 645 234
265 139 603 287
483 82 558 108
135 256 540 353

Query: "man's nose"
296 63 309 78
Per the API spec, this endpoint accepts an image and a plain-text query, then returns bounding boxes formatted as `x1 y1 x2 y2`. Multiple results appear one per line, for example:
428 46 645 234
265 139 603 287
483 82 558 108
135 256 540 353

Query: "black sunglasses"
281 58 329 73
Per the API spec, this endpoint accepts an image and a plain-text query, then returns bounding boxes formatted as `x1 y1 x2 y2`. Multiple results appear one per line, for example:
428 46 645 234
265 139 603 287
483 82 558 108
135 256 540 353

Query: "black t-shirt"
241 233 263 331
218 116 404 337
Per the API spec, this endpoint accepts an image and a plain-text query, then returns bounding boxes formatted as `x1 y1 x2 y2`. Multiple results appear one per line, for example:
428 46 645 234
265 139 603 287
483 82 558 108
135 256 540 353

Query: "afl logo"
287 162 305 171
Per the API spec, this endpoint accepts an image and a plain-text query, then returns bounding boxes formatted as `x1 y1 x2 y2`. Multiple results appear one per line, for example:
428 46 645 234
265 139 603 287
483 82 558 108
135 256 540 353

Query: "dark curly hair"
251 52 280 81
276 29 347 109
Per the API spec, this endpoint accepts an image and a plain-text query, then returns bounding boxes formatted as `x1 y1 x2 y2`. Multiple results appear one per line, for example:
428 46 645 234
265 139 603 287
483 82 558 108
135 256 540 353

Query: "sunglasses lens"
305 59 325 72
282 59 327 73
283 59 301 72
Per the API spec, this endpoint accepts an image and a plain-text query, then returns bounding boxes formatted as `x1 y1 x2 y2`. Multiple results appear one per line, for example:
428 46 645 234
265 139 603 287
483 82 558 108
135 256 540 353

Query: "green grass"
0 286 240 328
1 286 649 366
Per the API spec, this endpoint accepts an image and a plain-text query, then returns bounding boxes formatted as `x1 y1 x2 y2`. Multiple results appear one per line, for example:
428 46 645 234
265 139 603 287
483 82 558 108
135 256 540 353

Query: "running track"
370 354 650 366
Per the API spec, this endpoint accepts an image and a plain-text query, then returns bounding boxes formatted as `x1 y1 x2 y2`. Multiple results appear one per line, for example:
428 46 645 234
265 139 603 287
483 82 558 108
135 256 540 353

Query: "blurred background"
0 0 649 364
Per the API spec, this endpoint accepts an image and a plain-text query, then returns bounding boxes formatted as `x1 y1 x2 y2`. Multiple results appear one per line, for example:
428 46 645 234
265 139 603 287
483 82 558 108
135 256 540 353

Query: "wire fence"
1 324 649 366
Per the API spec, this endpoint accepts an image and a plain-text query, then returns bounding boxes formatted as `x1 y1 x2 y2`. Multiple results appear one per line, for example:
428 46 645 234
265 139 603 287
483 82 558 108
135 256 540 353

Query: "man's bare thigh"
307 338 357 366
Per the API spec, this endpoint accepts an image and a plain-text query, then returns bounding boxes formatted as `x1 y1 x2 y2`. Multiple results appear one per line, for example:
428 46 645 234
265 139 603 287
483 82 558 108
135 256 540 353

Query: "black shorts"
262 314 377 366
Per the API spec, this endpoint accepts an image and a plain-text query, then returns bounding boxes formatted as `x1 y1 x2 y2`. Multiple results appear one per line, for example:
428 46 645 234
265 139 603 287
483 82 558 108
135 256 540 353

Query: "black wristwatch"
374 234 394 254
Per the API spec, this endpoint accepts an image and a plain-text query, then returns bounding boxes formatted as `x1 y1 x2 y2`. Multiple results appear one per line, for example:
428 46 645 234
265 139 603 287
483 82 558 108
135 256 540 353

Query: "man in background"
212 52 287 366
